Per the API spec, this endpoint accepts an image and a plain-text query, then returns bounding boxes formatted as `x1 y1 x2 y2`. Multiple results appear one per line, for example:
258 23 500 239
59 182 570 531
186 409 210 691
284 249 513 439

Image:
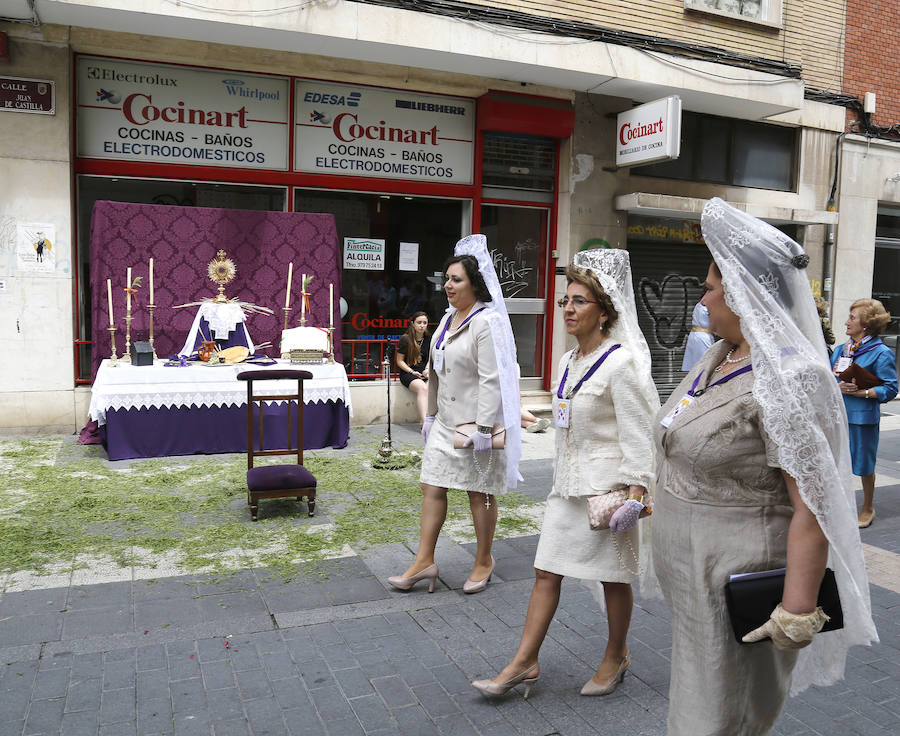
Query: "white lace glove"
609 499 644 533
742 603 829 650
421 415 435 444
463 430 493 452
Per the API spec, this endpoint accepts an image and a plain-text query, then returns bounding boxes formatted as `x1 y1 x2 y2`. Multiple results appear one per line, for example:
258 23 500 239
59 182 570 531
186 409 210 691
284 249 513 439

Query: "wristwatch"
477 424 493 435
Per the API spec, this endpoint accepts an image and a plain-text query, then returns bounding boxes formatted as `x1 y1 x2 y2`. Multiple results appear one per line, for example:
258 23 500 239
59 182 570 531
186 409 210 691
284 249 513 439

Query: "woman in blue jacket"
831 298 898 527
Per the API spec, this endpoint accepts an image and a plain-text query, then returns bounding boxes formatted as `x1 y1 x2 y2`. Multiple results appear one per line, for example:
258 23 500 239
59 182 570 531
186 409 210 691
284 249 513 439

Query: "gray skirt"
419 418 508 494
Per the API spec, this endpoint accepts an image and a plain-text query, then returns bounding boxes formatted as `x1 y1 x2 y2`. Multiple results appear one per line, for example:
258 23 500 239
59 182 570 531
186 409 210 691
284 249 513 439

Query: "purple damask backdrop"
89 201 341 378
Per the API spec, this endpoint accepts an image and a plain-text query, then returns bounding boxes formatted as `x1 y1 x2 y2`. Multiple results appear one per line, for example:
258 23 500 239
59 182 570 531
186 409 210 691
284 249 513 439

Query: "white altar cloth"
89 359 352 425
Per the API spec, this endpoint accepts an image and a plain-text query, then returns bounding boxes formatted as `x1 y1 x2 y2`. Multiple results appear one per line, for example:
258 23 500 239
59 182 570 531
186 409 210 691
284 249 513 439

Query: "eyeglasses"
557 296 599 309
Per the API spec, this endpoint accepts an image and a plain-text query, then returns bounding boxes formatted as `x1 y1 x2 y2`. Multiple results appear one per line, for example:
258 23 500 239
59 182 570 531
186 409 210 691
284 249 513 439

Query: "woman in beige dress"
387 235 522 595
472 250 658 699
654 199 877 734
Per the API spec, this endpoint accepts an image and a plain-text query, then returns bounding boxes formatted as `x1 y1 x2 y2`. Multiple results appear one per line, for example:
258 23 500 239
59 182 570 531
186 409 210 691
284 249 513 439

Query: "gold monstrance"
208 250 237 302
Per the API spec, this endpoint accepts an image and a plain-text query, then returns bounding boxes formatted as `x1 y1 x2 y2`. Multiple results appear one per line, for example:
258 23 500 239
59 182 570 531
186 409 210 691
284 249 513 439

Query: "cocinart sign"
615 96 682 168
76 56 289 170
295 80 475 184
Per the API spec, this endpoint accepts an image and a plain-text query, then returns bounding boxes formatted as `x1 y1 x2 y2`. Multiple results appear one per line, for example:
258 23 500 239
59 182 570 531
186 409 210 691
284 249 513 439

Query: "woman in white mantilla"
654 198 877 734
387 235 522 595
472 249 659 699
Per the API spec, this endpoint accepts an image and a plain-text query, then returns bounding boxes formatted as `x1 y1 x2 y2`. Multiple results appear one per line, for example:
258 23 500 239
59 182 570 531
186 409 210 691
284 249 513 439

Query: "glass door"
480 203 549 387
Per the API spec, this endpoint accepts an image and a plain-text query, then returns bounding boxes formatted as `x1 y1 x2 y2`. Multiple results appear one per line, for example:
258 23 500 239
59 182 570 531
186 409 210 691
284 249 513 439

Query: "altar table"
88 360 351 460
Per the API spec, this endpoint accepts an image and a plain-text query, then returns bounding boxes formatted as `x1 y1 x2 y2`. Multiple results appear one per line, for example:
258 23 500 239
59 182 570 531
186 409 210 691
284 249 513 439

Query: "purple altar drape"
89 201 342 378
99 401 350 461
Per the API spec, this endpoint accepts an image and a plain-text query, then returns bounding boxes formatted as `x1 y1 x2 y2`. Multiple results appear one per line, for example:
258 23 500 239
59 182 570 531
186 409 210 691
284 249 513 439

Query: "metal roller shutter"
627 241 712 401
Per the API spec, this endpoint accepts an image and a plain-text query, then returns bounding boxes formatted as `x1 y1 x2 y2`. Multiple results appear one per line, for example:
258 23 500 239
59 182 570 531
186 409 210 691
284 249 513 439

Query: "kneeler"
236 370 317 521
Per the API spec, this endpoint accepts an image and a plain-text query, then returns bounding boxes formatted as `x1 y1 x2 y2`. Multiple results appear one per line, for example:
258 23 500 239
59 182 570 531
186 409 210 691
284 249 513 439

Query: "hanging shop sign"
75 56 290 170
344 237 385 270
295 80 475 184
1 77 54 114
615 96 682 168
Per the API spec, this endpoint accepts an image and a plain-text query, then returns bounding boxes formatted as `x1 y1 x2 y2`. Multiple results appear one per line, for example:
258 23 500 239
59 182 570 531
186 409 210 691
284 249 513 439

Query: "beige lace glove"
742 603 830 650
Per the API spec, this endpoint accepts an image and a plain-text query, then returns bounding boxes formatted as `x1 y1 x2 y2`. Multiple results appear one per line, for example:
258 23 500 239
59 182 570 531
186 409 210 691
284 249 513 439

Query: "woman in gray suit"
388 235 521 595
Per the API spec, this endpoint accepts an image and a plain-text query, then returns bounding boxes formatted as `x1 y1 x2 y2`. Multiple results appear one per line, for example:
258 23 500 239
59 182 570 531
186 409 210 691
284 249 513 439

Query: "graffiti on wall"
491 245 534 297
638 273 704 350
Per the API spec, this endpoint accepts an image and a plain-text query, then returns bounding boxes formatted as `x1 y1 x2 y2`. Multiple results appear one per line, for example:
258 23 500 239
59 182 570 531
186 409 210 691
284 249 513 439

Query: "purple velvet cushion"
237 369 313 381
247 464 317 492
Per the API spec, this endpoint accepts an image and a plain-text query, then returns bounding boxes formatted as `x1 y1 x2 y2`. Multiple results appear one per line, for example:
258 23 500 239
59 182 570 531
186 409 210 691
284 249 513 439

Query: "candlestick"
282 306 292 332
123 309 133 363
300 273 306 325
326 326 336 364
107 278 114 327
149 258 154 305
329 283 334 330
285 262 293 309
126 267 132 311
148 303 158 361
108 325 119 367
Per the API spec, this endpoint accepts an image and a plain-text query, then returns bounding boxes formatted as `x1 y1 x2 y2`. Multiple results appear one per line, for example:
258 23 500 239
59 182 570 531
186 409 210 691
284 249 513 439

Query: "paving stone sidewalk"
1 423 899 736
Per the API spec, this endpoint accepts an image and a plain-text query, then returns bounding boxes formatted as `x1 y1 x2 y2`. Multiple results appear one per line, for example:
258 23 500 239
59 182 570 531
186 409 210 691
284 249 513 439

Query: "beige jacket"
427 303 502 428
552 345 654 497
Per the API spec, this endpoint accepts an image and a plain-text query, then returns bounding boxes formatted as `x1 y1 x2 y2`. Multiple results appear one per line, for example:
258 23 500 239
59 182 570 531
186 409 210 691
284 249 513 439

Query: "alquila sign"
295 80 475 185
76 56 289 170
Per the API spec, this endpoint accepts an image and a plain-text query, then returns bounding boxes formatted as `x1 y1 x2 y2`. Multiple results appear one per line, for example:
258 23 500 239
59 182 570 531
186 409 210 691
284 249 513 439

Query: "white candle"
285 262 293 309
329 283 334 329
149 258 154 304
107 278 114 326
126 267 132 311
301 273 306 320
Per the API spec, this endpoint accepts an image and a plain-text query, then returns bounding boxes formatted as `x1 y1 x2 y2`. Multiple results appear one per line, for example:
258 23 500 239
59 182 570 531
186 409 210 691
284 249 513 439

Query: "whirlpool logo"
221 78 281 102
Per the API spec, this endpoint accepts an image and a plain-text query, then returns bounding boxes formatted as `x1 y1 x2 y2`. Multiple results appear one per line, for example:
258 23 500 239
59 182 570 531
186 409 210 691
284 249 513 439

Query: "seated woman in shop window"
396 312 431 424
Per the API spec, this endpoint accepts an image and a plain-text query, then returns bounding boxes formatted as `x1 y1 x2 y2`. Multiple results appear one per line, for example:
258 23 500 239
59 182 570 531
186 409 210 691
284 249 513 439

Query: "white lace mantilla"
89 360 352 424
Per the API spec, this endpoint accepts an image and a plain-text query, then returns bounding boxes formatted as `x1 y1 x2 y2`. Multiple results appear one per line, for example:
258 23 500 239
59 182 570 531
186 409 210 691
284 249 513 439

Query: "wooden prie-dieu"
236 369 317 521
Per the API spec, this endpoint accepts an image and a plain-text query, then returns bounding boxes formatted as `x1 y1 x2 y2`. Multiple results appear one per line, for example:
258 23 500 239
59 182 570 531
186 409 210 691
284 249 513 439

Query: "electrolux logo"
221 78 280 102
302 90 361 107
85 65 178 87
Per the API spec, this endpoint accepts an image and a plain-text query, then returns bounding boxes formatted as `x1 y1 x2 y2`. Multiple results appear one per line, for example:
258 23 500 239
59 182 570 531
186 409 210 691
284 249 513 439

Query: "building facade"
0 0 864 429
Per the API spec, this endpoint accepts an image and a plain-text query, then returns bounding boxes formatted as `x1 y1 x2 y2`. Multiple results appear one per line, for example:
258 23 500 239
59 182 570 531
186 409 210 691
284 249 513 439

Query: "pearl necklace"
714 345 751 373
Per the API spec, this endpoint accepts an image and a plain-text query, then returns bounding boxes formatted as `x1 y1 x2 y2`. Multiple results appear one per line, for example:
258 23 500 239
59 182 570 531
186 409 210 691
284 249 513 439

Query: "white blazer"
426 302 502 428
552 345 654 497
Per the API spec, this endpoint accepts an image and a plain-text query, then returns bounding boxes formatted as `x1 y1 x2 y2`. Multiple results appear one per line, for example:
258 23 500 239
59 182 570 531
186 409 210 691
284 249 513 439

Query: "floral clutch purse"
587 490 652 530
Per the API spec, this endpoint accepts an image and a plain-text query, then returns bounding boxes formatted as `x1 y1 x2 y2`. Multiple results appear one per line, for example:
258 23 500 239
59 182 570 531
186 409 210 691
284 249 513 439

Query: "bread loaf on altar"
281 326 329 357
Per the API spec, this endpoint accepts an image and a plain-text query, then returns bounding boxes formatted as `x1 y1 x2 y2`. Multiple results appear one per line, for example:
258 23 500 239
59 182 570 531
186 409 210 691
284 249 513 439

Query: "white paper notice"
398 242 419 271
17 223 55 274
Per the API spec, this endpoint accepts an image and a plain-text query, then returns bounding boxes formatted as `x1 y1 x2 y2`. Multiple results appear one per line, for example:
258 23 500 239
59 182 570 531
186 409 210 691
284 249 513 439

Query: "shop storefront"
73 55 573 392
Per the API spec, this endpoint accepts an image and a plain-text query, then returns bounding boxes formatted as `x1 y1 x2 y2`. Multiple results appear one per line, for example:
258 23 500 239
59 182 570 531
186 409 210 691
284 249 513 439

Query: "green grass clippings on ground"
0 436 540 582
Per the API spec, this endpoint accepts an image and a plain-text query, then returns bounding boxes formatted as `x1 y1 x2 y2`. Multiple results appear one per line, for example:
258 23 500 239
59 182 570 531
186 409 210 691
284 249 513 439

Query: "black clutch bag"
724 567 844 644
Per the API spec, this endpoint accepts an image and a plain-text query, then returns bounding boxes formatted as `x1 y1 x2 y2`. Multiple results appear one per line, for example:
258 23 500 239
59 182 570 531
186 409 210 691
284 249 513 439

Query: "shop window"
482 132 556 191
294 189 466 379
875 207 900 334
75 176 286 381
633 112 796 192
684 0 783 26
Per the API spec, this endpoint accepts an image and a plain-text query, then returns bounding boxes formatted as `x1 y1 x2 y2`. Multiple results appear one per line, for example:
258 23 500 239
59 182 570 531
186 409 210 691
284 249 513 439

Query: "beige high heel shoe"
463 556 494 594
580 654 630 696
471 663 539 699
387 563 438 593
